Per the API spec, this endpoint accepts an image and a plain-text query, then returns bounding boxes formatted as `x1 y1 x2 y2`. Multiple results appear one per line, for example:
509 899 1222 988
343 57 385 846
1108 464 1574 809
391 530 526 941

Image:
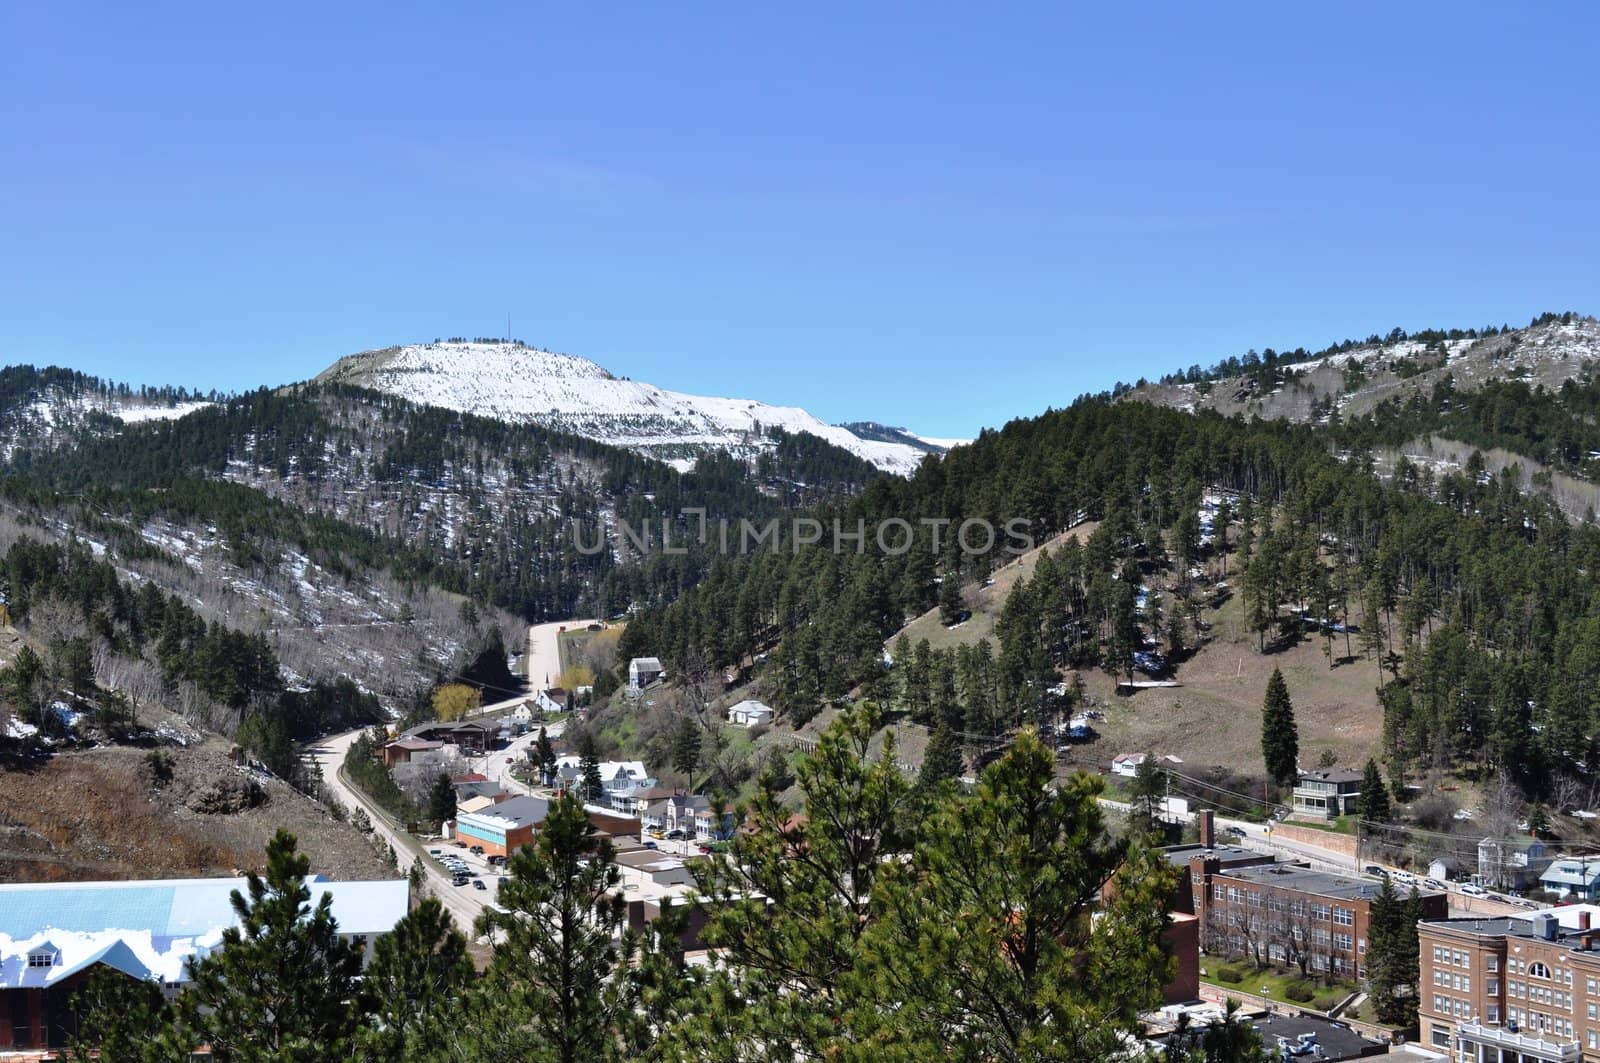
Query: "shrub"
1313 995 1340 1012
1283 981 1316 1003
1214 965 1245 985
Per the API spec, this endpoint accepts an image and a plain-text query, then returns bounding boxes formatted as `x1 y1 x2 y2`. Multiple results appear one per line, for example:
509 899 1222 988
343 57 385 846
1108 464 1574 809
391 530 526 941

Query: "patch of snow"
114 401 213 423
324 342 927 474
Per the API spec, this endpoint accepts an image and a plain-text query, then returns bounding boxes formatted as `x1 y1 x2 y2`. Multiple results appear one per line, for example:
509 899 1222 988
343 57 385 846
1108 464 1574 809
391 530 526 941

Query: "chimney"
1583 911 1593 931
1199 810 1216 848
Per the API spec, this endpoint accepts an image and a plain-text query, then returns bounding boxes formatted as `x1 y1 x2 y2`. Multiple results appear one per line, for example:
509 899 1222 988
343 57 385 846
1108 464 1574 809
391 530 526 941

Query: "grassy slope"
1066 583 1385 777
884 522 1103 654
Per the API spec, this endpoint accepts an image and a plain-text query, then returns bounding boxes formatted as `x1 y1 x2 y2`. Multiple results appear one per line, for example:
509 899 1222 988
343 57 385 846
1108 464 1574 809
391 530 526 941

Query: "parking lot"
427 839 513 899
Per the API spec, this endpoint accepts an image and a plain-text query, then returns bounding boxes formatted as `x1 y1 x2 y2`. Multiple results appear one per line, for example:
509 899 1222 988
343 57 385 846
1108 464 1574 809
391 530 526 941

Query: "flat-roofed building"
1166 843 1447 982
1412 904 1600 1060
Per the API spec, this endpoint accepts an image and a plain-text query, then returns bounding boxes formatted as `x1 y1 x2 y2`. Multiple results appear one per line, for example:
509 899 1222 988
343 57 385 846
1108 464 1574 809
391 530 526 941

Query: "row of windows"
1504 1009 1573 1040
1208 885 1351 925
1432 970 1472 993
1432 946 1474 969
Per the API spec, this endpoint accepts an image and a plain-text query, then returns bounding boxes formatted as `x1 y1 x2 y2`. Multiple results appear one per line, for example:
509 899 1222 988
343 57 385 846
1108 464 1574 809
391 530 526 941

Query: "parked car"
470 845 485 855
697 844 713 854
1224 826 1246 838
1424 878 1445 891
647 829 666 840
428 848 443 856
643 841 658 850
1362 865 1387 877
473 880 487 891
666 829 685 840
1460 883 1488 897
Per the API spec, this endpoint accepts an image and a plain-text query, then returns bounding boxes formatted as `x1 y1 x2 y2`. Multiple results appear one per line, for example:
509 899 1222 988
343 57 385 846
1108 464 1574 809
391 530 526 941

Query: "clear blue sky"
3 4 1597 438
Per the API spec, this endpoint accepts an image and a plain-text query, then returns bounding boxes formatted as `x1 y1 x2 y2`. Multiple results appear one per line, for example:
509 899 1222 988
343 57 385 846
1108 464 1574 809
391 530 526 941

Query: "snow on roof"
630 657 663 671
0 876 408 989
728 699 774 714
554 756 650 782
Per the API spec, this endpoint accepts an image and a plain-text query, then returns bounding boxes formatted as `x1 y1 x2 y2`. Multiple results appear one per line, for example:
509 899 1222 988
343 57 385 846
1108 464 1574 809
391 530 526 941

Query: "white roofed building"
0 874 409 1052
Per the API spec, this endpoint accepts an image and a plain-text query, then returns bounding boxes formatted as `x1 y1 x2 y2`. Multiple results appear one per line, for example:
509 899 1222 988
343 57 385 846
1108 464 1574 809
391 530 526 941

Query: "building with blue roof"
0 874 408 1052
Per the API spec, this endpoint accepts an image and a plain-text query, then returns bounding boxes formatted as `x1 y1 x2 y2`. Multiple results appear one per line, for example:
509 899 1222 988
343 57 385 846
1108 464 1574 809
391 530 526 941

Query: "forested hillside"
621 392 1600 800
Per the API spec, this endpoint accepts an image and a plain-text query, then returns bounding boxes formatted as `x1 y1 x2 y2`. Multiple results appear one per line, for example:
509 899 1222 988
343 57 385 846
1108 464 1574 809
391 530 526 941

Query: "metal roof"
0 876 408 989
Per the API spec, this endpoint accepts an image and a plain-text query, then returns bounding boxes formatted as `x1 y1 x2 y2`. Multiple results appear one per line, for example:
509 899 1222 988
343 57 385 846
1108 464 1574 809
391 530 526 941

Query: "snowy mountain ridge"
317 341 937 474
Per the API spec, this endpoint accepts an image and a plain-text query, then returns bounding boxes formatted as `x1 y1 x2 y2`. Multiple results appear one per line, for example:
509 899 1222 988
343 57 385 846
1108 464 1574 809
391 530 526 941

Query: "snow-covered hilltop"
317 341 939 474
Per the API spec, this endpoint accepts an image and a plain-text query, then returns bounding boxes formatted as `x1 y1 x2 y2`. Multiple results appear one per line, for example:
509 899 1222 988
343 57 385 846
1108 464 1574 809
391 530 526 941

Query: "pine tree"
355 897 472 1060
70 967 184 1062
1367 879 1422 1026
175 829 365 1059
427 772 456 827
1260 668 1299 788
1358 758 1392 823
854 732 1176 1058
1129 751 1165 837
463 792 631 1061
676 703 916 1060
918 720 964 791
939 572 965 626
672 714 704 793
534 725 556 786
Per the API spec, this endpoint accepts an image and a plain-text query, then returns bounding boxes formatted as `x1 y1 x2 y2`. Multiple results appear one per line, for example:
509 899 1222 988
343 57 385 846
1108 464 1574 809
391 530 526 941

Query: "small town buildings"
454 795 550 857
644 794 734 840
628 657 664 693
1290 768 1363 820
0 875 408 1052
1417 903 1600 1059
1165 829 1447 982
726 699 774 727
1542 857 1600 901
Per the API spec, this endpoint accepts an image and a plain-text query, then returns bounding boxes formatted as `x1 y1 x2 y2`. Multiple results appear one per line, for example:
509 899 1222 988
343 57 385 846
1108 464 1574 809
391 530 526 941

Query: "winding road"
305 728 491 935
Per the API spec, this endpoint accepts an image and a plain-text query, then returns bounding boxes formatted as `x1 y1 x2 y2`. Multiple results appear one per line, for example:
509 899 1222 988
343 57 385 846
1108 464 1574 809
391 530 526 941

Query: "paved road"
305 728 491 936
525 618 598 691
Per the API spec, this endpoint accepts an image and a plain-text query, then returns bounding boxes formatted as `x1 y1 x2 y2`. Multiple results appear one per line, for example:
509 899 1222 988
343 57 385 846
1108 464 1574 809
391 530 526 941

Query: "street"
305 728 493 935
525 618 598 692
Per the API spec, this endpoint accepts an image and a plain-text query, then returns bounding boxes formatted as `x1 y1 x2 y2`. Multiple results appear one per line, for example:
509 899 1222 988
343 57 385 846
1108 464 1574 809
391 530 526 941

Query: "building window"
1333 907 1354 926
27 953 54 968
1488 1005 1499 1024
1431 1028 1451 1048
1530 962 1552 979
1487 956 1498 972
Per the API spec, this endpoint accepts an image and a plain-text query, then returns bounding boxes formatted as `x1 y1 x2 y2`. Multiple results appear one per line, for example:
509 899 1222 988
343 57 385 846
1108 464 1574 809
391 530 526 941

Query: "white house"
535 688 569 716
555 756 657 804
628 657 664 693
1110 753 1148 778
726 699 775 727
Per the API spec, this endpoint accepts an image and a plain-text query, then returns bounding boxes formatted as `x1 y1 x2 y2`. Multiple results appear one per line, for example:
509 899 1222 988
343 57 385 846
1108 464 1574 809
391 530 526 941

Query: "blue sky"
3 4 1597 438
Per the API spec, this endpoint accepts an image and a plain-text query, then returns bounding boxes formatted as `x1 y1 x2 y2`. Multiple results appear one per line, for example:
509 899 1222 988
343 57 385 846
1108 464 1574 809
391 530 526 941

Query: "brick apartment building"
1418 904 1600 1061
1167 830 1447 983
